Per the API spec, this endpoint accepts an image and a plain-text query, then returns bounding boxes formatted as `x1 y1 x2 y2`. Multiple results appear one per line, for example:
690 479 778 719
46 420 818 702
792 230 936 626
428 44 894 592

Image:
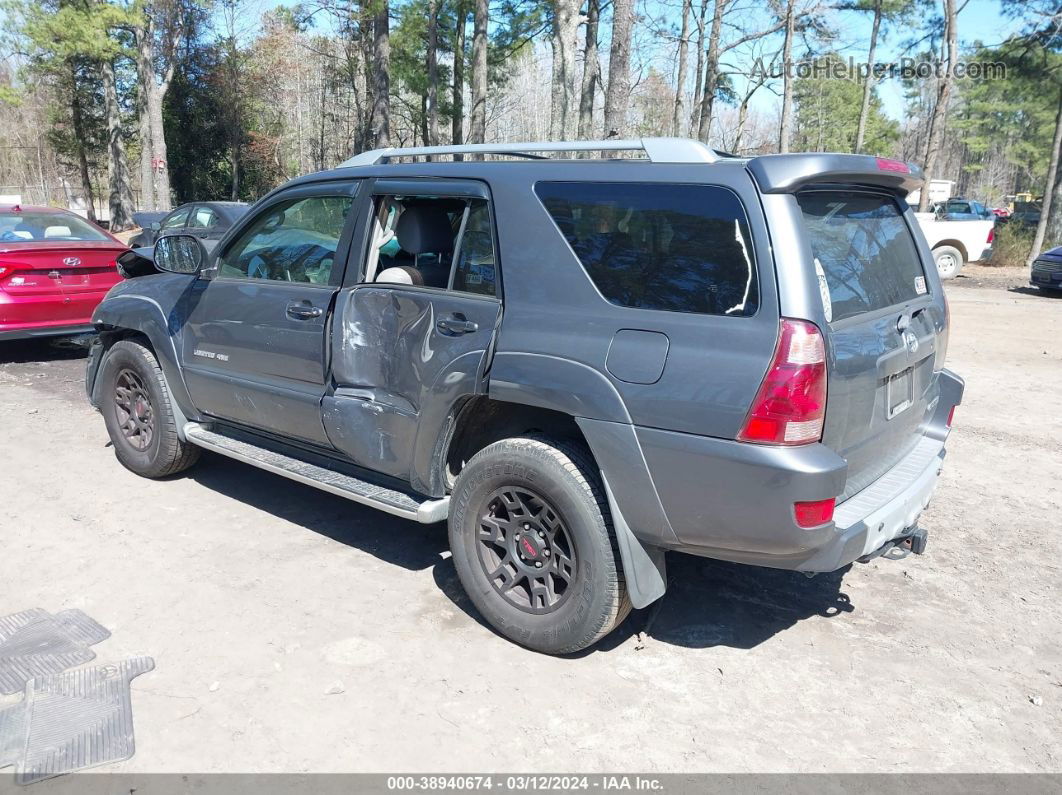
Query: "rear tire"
448 435 629 654
933 245 964 280
100 339 200 478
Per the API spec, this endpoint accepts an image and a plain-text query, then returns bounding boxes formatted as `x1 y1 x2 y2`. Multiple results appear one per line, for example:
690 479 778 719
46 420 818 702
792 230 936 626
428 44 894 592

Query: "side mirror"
154 234 206 275
150 221 162 231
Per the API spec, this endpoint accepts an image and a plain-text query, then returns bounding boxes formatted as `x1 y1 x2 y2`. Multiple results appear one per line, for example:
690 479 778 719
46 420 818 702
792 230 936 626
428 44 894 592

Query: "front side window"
217 195 353 284
370 195 497 297
534 182 758 316
189 207 218 228
162 209 190 229
797 191 927 323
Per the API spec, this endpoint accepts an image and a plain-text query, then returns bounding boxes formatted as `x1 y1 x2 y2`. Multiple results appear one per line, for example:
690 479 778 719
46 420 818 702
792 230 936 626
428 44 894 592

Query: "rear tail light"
987 227 994 244
794 498 836 529
946 405 956 428
738 318 828 445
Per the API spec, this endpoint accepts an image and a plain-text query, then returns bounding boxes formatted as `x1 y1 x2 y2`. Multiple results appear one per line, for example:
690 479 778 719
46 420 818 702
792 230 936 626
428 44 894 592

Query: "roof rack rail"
339 137 719 167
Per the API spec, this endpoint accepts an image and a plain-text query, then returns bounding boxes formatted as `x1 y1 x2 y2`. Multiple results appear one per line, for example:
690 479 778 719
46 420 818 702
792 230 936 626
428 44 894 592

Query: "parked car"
128 201 248 249
0 204 127 341
932 198 994 220
913 213 994 279
1030 246 1062 292
85 140 963 654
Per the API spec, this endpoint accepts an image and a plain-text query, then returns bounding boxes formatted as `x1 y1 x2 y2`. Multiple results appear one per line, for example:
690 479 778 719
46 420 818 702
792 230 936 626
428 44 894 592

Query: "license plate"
887 368 913 419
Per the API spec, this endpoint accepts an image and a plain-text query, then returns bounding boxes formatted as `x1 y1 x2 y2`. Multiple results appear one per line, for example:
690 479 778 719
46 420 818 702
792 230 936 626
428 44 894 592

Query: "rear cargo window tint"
535 182 758 316
797 192 926 323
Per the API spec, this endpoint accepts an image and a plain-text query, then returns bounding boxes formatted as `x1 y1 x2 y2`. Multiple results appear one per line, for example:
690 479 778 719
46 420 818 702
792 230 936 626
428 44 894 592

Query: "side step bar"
182 422 449 524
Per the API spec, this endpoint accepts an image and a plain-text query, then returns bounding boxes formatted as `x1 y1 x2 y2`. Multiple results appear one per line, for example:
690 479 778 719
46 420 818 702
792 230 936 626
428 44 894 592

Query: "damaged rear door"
324 179 502 490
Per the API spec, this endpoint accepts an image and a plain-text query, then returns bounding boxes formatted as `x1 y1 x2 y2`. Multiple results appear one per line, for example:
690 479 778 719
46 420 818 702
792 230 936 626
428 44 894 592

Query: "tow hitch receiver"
858 527 928 563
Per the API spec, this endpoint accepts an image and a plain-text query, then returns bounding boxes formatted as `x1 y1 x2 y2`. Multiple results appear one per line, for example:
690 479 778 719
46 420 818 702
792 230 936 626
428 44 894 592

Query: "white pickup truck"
913 212 994 279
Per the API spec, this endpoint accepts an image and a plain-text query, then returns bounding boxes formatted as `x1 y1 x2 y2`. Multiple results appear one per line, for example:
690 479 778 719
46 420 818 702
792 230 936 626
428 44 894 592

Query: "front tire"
448 436 629 654
100 339 200 478
933 245 964 279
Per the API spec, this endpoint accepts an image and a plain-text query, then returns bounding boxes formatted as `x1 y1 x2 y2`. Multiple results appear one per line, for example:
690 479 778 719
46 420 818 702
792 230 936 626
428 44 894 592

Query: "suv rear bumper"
795 435 944 572
582 370 964 574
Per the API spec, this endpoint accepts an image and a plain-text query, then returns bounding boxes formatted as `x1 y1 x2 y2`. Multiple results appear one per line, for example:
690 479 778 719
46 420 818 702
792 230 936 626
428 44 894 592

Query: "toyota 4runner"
86 138 964 654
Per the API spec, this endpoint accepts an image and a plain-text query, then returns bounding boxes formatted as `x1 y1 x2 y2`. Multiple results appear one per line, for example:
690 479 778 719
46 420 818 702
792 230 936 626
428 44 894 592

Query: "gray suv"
85 138 964 654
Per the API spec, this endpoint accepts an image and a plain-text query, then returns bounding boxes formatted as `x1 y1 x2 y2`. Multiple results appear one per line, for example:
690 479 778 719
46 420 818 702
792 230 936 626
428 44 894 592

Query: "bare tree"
550 0 582 139
452 1 467 151
370 0 391 148
854 0 882 153
672 0 691 136
1029 88 1062 263
132 0 187 211
777 0 795 153
426 0 440 147
578 0 601 139
100 57 134 230
469 0 488 145
604 0 635 137
918 0 956 212
689 0 707 135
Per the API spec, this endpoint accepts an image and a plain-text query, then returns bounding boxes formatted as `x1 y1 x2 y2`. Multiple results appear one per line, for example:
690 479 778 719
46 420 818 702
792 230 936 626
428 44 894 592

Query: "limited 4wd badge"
193 348 230 362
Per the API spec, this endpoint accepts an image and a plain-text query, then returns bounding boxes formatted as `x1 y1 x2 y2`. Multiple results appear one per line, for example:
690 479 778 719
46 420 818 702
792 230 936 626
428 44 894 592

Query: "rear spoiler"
747 153 923 196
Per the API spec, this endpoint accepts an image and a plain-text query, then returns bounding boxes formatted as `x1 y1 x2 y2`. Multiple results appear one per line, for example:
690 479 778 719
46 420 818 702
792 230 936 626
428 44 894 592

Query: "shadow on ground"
189 451 855 654
0 334 93 364
1009 285 1062 299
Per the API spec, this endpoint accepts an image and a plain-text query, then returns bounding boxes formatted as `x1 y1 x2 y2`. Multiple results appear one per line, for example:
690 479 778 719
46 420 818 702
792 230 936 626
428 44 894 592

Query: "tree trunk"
469 0 488 147
426 0 440 148
549 0 580 139
1029 87 1062 265
778 0 795 153
147 84 171 210
370 0 391 148
68 63 97 223
695 0 726 143
689 0 707 135
918 0 957 212
134 26 154 211
854 0 882 153
603 0 634 139
101 58 135 231
577 0 601 140
672 0 691 137
452 1 466 156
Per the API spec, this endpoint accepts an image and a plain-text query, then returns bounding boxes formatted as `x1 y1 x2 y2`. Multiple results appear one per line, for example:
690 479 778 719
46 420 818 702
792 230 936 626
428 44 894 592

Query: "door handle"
436 316 479 335
286 302 323 320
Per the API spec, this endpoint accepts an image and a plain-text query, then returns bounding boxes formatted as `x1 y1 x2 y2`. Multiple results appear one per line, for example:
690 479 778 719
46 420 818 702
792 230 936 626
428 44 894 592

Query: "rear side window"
535 182 758 316
797 192 927 323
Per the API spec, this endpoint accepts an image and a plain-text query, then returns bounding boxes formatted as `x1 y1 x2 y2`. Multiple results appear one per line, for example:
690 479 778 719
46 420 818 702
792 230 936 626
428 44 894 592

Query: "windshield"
797 191 927 323
0 212 110 243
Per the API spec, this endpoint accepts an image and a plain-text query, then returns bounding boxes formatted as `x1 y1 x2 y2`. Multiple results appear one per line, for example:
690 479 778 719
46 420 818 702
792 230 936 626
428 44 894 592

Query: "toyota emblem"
63 257 81 267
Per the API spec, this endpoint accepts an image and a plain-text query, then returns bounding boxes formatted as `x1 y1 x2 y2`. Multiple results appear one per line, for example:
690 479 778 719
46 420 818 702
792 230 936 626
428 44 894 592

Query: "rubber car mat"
0 609 111 695
0 656 154 785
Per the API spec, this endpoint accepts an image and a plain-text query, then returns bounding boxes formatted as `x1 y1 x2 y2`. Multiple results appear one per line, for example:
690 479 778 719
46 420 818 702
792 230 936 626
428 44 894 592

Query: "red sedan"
0 205 128 341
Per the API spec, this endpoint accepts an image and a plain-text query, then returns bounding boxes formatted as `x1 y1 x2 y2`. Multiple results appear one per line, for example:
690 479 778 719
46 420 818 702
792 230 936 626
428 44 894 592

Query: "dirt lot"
1 269 1060 774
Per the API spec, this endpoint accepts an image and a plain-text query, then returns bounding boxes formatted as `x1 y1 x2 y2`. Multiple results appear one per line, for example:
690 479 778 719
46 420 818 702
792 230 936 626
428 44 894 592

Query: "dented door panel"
326 285 501 489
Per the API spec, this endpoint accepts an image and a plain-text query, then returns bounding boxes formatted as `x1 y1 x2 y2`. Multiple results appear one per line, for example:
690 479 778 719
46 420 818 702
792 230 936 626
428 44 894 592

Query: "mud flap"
601 474 667 609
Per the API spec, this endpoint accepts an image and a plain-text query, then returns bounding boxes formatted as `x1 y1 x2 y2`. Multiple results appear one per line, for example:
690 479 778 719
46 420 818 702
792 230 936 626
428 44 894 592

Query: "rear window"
0 212 109 242
797 192 927 323
535 182 758 317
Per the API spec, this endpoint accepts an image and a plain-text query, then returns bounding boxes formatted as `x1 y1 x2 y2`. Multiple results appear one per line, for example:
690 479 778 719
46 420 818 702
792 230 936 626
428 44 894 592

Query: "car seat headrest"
395 205 454 255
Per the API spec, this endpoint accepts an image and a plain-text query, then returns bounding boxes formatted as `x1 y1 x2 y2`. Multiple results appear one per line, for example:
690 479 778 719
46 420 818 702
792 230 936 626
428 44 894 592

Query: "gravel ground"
0 274 1060 774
